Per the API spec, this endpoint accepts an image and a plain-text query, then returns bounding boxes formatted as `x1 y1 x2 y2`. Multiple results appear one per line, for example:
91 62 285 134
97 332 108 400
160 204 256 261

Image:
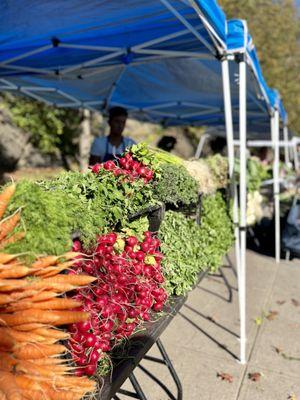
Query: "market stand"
0 0 290 381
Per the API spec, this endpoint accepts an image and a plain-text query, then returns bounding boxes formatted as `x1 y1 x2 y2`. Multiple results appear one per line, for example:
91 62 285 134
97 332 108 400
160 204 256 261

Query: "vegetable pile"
159 193 234 296
67 230 167 376
0 184 96 400
0 143 235 389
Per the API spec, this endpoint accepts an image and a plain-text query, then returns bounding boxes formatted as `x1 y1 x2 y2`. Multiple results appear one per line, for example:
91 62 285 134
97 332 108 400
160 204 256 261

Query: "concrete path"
119 250 300 400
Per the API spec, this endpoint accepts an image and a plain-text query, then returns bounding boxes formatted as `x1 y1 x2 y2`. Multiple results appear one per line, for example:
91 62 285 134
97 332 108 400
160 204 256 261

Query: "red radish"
126 236 138 247
135 251 145 262
153 302 164 312
72 240 82 252
82 333 97 348
104 160 116 170
77 321 92 332
84 364 97 376
91 164 102 174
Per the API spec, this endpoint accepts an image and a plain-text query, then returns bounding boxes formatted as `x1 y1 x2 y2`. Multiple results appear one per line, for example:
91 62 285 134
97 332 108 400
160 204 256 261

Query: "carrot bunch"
0 183 25 250
0 251 97 399
0 184 97 399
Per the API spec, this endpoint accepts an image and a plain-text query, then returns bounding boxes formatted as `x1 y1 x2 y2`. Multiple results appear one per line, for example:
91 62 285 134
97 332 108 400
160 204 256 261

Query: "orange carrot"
33 261 76 277
0 212 21 241
0 309 89 326
0 265 30 279
0 328 54 344
0 279 76 292
14 343 67 359
25 358 67 366
0 371 22 400
15 360 71 377
0 232 25 250
0 330 14 349
21 389 50 400
13 323 47 332
31 256 60 269
15 375 43 392
5 298 81 313
0 184 16 220
29 298 81 310
0 294 13 305
31 328 70 340
0 253 19 265
43 274 96 286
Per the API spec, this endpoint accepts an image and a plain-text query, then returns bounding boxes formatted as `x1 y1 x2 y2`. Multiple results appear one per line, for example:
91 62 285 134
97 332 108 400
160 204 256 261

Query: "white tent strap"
234 140 296 147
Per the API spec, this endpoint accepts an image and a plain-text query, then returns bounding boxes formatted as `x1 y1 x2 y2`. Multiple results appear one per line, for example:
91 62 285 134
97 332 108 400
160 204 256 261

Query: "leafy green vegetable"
159 192 234 296
4 180 76 257
3 168 159 255
152 163 199 206
235 157 271 193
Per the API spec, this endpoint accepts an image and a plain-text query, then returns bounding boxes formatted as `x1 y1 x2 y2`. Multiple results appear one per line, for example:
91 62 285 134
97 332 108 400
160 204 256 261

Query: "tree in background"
3 94 91 170
219 0 300 134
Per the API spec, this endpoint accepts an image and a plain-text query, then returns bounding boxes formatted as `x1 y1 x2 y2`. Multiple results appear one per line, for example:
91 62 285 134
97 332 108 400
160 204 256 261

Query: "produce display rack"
99 271 208 400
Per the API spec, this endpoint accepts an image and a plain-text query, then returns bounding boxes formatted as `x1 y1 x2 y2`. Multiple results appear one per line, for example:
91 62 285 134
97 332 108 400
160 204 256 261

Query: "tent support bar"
195 133 210 159
283 126 290 165
238 58 247 365
221 58 243 364
158 0 214 54
234 140 295 147
272 110 281 263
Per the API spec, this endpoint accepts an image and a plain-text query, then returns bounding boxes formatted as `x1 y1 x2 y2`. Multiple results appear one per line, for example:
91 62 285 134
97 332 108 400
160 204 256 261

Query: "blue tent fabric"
0 1 287 137
0 0 226 74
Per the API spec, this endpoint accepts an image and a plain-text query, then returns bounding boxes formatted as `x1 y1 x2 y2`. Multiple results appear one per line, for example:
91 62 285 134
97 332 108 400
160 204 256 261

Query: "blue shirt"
90 136 136 160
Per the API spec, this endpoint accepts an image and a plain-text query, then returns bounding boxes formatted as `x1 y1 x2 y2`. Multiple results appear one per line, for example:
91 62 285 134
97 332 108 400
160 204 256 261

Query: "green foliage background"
219 0 300 134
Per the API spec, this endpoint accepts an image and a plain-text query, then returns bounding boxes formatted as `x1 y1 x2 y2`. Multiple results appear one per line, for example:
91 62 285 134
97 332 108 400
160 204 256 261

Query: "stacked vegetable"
0 184 96 399
68 230 167 376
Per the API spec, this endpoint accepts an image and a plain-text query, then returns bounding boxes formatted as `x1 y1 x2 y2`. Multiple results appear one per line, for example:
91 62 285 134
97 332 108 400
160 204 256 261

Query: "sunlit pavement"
119 250 300 400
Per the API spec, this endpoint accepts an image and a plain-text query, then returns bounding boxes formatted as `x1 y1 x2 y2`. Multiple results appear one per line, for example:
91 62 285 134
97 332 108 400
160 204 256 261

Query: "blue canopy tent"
0 1 288 366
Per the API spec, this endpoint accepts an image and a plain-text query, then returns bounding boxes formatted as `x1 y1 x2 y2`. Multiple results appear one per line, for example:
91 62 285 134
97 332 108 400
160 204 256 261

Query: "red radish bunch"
91 152 154 183
67 231 167 376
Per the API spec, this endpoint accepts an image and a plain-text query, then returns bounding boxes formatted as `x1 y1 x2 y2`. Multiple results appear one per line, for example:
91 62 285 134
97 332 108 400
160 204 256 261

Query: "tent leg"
293 141 299 172
238 57 247 365
272 110 280 263
221 59 240 274
283 126 290 166
221 59 244 363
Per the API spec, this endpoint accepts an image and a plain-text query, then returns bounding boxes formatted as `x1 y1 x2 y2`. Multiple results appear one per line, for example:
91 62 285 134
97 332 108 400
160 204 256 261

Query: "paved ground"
119 250 300 400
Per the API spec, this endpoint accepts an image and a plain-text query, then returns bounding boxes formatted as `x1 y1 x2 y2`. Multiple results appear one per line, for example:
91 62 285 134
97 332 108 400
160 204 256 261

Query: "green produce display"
152 163 199 207
235 157 271 193
159 192 234 296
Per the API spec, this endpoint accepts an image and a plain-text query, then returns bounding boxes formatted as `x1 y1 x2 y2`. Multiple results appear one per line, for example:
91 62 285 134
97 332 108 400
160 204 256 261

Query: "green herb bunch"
152 163 199 207
159 192 234 296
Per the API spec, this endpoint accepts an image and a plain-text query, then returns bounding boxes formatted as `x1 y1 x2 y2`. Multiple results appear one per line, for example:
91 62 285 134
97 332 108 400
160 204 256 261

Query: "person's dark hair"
210 136 226 154
157 136 177 152
108 106 128 120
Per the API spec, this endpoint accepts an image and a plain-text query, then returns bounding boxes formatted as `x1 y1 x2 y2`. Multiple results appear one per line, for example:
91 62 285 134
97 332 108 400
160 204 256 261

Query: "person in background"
257 146 271 165
157 135 177 152
89 107 136 164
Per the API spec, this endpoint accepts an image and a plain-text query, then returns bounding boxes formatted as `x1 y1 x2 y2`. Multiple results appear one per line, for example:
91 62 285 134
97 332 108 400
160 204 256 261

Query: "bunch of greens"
235 157 271 193
4 169 158 255
4 180 77 257
205 154 229 189
152 163 199 207
159 192 234 296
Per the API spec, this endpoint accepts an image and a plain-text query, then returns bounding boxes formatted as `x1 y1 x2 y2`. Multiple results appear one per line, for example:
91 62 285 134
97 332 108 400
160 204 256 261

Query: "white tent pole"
238 56 247 365
221 58 243 363
221 59 240 262
292 139 299 172
273 110 281 263
283 126 290 166
195 133 210 158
